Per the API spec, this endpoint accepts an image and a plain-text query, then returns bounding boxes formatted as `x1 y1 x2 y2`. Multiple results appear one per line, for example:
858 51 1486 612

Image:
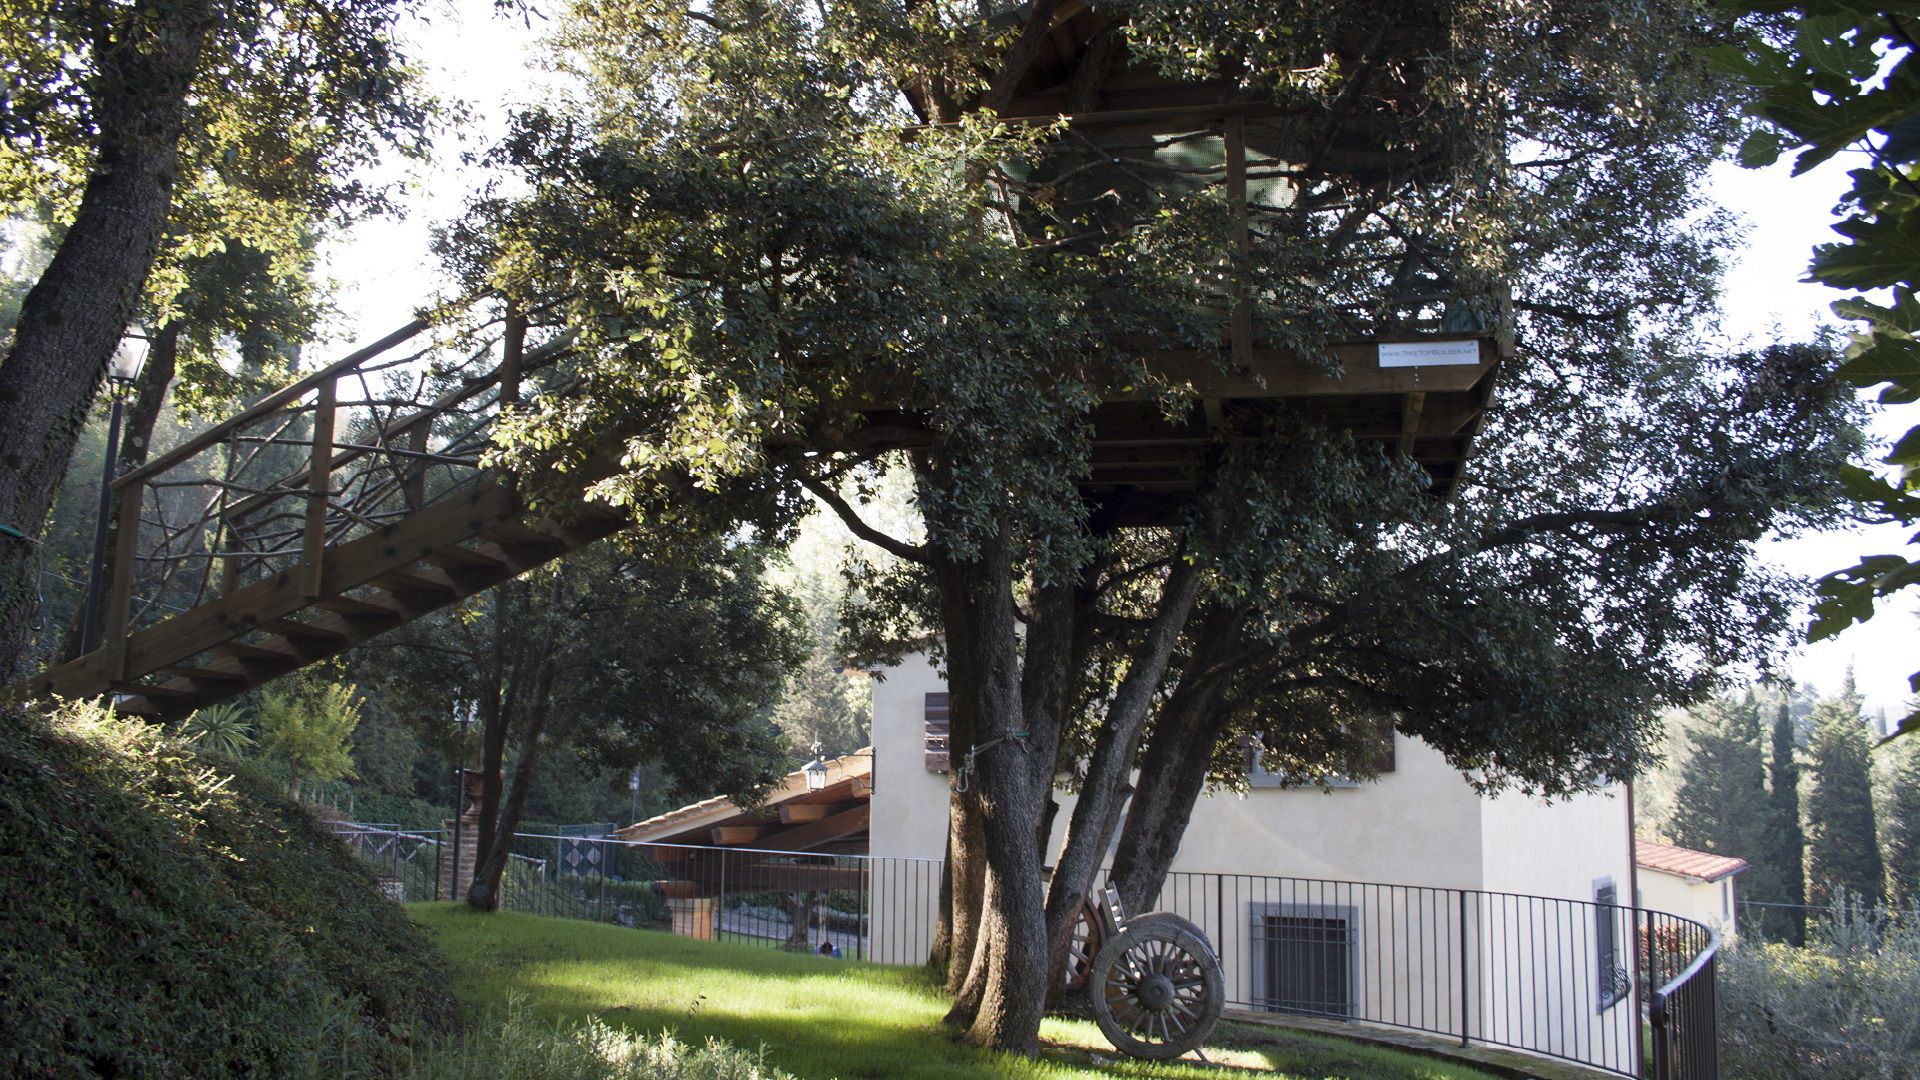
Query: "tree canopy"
446 0 1862 1052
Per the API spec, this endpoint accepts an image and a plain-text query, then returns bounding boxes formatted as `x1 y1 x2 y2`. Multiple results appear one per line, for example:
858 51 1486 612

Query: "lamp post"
803 742 829 793
79 344 146 656
450 699 477 900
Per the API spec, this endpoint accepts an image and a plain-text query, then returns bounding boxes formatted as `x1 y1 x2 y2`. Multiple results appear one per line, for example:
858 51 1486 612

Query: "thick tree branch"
801 475 932 564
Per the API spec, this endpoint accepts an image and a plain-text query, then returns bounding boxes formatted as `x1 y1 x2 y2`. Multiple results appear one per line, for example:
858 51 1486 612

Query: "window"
1593 880 1628 1010
924 693 950 773
1242 730 1396 789
1250 903 1356 1018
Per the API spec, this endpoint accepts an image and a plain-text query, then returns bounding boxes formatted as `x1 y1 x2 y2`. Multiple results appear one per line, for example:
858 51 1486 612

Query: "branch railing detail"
90 303 576 681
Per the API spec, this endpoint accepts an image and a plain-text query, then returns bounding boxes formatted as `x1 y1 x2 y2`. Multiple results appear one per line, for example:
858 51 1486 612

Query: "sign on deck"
1377 339 1481 368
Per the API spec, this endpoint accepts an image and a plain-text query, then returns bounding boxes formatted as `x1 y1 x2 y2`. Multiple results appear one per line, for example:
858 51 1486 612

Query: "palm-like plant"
180 703 254 757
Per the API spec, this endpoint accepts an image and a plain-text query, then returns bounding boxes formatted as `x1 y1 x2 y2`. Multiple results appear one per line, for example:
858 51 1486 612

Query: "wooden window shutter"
924 692 950 773
1365 731 1396 774
1340 728 1396 778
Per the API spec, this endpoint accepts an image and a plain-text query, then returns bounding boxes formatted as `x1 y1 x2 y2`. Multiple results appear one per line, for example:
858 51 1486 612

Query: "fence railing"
1645 919 1719 1080
333 825 942 965
333 825 1717 1078
1145 872 1718 1078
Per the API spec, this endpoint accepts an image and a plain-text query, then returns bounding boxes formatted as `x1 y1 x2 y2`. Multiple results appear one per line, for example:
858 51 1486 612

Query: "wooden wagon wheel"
1089 911 1225 1060
1062 896 1108 992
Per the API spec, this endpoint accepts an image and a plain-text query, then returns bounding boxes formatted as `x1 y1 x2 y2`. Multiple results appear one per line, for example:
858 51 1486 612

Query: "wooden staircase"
10 309 626 721
19 483 624 719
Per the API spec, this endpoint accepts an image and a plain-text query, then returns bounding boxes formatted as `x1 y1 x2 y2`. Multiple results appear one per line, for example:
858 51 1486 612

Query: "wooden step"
423 545 508 573
481 521 564 551
213 641 300 666
158 664 247 684
263 618 346 643
368 568 456 598
311 594 402 619
127 682 202 702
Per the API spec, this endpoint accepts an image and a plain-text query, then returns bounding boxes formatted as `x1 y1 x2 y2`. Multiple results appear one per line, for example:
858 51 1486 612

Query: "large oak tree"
460 0 1858 1053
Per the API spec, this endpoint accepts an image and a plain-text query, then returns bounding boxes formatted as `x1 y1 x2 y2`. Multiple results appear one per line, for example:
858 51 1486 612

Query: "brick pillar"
439 772 485 900
669 897 717 940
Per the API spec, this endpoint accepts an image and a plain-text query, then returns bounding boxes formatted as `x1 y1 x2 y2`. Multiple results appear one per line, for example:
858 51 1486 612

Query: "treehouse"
902 1 1509 524
11 3 1505 719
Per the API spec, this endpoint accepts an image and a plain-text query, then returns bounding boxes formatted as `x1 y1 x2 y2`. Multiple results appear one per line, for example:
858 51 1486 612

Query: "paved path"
1222 1009 1625 1080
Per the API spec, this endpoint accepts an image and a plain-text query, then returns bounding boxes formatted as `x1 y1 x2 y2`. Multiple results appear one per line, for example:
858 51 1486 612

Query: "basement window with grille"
1249 901 1358 1018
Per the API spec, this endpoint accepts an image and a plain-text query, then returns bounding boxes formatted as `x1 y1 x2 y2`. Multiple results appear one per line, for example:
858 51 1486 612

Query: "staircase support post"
103 484 142 684
302 379 336 599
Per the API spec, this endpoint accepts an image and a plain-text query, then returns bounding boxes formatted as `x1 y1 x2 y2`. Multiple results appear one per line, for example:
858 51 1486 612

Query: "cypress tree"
1764 695 1807 943
1805 682 1885 907
1669 692 1771 881
1883 739 1920 913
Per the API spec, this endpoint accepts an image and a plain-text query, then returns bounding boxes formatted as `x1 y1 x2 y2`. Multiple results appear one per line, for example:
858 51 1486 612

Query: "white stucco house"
1633 839 1748 935
621 651 1698 1073
871 652 1644 1068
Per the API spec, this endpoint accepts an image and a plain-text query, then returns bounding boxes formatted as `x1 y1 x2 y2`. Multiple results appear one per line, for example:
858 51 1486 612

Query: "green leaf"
1737 128 1783 168
1888 425 1920 468
1832 290 1920 335
1881 113 1920 165
1834 332 1920 390
1810 219 1920 289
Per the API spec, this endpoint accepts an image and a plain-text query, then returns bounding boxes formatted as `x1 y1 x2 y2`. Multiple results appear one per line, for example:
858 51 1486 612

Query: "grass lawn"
408 905 1498 1080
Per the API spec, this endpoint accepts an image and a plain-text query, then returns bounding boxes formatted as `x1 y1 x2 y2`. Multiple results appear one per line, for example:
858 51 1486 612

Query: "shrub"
1720 897 1920 1079
402 1000 796 1080
0 699 455 1077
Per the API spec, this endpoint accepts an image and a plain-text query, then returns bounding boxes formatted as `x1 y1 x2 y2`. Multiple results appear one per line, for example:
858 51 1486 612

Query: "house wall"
1475 787 1639 1071
864 655 1638 1072
866 653 952 965
1145 736 1485 1020
1639 869 1738 935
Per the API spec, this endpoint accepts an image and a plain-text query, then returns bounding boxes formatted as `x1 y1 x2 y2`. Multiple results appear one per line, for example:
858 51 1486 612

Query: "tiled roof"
1635 839 1749 883
614 748 873 843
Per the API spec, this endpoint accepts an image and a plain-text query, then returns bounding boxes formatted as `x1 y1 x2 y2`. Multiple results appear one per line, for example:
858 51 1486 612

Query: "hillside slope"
0 700 454 1077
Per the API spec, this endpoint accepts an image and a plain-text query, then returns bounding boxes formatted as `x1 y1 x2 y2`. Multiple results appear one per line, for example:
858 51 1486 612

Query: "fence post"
1458 889 1470 1047
450 767 464 901
1216 875 1225 958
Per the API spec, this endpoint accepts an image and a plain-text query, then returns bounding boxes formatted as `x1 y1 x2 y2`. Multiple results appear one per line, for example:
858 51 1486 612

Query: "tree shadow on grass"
410 906 1491 1080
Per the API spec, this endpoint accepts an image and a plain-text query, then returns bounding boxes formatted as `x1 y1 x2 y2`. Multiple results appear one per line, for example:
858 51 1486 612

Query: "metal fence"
1146 872 1719 1078
333 826 1717 1078
334 825 942 965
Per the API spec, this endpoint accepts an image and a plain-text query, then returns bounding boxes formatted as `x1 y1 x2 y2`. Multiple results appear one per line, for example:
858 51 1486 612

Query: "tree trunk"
0 4 210 678
946 552 1075 1053
1042 551 1202 985
468 661 555 911
932 552 987 994
1108 669 1237 914
925 534 1052 1045
473 587 515 865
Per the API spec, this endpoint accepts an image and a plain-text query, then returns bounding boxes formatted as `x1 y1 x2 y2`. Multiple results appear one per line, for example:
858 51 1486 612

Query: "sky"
314 2 1918 718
